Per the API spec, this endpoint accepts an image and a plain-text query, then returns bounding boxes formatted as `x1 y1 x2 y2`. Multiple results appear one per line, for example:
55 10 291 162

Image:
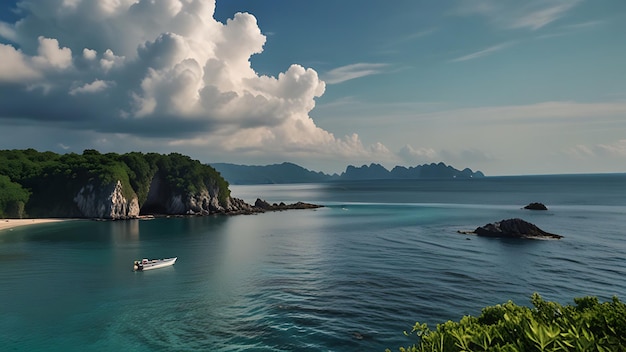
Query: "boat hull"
133 257 177 271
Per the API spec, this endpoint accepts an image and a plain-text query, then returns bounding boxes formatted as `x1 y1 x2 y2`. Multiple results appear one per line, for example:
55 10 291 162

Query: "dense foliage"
0 149 230 217
389 293 626 352
0 175 30 218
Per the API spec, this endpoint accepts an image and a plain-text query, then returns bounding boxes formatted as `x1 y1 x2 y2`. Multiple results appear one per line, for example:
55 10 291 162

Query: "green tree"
120 152 157 206
0 175 30 218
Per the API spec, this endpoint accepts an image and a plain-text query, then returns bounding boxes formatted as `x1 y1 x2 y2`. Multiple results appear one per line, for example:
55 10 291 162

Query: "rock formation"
524 202 548 210
74 181 139 219
73 178 321 220
253 198 322 211
460 218 563 239
140 174 228 216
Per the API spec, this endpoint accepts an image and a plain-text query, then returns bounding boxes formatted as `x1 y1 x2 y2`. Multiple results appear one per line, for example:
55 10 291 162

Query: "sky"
0 0 625 176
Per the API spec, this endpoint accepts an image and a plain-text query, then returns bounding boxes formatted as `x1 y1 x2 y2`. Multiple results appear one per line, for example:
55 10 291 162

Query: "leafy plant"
388 294 626 352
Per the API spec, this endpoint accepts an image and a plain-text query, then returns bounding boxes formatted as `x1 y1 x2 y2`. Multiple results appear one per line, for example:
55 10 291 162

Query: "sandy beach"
0 218 70 232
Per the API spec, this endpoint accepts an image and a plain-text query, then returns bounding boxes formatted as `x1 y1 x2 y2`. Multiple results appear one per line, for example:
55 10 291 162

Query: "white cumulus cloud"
82 48 97 60
0 44 41 82
0 0 386 163
33 36 73 69
69 79 113 95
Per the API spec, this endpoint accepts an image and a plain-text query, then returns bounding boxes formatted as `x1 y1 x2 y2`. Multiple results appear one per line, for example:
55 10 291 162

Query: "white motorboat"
133 257 177 271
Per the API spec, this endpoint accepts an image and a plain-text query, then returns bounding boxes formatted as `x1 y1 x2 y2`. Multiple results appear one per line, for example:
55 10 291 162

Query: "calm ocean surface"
1 174 626 351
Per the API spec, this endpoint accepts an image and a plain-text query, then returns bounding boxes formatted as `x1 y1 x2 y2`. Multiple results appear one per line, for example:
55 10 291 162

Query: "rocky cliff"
0 150 319 220
74 180 140 219
71 176 272 219
72 177 245 219
140 172 237 216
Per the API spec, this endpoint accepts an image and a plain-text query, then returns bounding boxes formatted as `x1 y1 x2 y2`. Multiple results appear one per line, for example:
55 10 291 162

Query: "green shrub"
389 293 626 352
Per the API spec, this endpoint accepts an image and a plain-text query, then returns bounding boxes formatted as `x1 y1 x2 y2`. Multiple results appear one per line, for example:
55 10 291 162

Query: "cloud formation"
454 0 582 31
449 42 513 62
399 145 438 163
569 140 626 158
598 140 626 157
0 0 385 161
321 63 388 84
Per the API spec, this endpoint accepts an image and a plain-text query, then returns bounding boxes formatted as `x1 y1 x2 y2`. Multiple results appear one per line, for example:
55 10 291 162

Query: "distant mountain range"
211 162 485 184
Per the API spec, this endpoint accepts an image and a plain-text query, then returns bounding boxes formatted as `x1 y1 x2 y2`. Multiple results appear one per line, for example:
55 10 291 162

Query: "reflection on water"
110 219 140 242
2 176 626 351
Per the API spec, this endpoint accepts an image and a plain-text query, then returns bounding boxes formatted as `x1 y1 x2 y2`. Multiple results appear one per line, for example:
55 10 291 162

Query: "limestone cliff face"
74 180 140 219
72 175 253 219
141 174 245 215
185 189 220 214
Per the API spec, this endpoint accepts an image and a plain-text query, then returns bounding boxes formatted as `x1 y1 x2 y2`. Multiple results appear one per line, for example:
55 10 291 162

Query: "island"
459 218 563 239
211 162 484 184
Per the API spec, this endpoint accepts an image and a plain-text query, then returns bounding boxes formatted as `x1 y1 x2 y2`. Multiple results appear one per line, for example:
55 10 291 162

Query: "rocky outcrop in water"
524 202 548 210
459 218 563 239
253 198 322 211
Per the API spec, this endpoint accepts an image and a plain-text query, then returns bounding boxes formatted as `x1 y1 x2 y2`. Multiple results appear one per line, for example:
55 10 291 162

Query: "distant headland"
212 162 485 185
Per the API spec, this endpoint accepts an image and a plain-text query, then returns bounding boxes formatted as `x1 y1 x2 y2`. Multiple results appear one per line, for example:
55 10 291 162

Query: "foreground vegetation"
0 149 229 218
388 294 626 352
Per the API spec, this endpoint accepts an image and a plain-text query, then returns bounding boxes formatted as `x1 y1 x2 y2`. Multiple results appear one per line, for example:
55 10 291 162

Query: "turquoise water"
1 174 626 351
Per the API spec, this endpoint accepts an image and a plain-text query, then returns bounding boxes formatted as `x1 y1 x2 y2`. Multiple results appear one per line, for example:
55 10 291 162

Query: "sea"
1 174 626 351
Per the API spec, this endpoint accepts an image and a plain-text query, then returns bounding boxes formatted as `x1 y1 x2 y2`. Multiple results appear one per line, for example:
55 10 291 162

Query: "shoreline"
0 218 72 232
0 200 323 233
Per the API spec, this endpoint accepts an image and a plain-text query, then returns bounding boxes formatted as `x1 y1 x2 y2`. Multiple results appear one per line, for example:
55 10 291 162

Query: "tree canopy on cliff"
0 149 230 218
0 175 30 218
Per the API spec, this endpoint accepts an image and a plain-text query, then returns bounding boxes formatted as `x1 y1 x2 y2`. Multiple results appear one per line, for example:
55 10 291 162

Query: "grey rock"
466 218 563 239
524 202 548 210
74 180 139 219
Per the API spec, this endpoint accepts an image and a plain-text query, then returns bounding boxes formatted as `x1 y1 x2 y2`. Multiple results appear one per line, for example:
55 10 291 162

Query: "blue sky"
1 0 625 175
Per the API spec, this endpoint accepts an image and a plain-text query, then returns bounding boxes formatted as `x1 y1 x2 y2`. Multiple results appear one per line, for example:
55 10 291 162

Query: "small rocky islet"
523 202 548 210
459 218 563 239
459 202 562 239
